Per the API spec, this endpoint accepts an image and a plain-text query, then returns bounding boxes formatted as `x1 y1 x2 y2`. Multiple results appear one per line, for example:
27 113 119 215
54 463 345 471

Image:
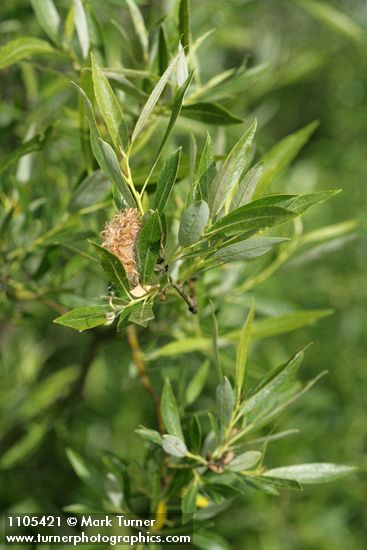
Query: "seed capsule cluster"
101 208 141 286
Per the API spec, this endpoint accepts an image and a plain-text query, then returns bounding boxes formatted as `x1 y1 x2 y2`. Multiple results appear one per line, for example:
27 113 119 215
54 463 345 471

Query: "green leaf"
179 0 191 51
249 309 333 339
255 121 319 197
240 349 305 415
182 481 198 521
228 450 262 472
66 448 92 480
136 210 161 284
0 37 55 70
208 120 257 215
90 241 131 298
207 191 340 237
230 163 263 210
208 205 292 238
182 102 243 125
260 190 341 214
214 237 289 262
135 426 163 446
161 379 184 440
197 63 269 103
153 148 182 214
74 0 90 59
178 200 209 247
176 43 189 86
295 0 365 43
162 434 188 457
197 132 216 202
125 0 149 61
0 127 53 176
0 422 48 470
131 53 179 143
149 72 193 176
185 360 210 405
188 415 202 453
128 301 155 327
72 82 135 207
30 0 61 44
158 25 169 75
97 138 135 206
91 53 129 152
211 304 223 381
235 304 255 402
216 377 234 436
18 367 79 420
53 305 114 331
264 463 357 484
145 310 332 360
253 475 302 491
251 371 327 430
117 304 138 331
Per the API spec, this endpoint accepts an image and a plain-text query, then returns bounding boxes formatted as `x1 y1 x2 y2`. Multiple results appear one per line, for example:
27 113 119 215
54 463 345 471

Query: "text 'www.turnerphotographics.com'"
4 514 193 546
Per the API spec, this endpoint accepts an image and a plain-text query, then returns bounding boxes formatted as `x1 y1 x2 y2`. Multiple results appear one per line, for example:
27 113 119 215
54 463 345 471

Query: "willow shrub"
0 0 356 545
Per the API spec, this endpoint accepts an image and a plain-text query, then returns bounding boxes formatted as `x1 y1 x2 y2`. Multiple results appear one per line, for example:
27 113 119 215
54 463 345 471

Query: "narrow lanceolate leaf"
207 191 340 237
131 53 179 143
136 210 161 284
97 139 135 207
254 121 319 197
125 0 149 61
185 360 210 406
158 25 169 75
178 200 209 247
54 306 114 331
148 71 192 178
214 237 289 262
240 349 305 415
227 309 333 341
182 103 243 125
179 0 191 51
295 0 365 43
208 120 257 216
74 0 90 59
154 149 182 214
197 132 216 201
176 43 189 86
162 435 188 457
230 163 263 210
182 481 198 521
161 379 184 440
90 241 131 299
0 38 55 70
264 463 357 484
235 304 255 402
216 377 235 436
91 54 129 151
189 415 202 453
228 451 262 472
0 127 53 176
72 83 135 207
31 0 61 44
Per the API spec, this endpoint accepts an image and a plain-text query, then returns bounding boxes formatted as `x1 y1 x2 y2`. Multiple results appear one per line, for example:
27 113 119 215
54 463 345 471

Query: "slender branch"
126 324 164 432
168 277 198 313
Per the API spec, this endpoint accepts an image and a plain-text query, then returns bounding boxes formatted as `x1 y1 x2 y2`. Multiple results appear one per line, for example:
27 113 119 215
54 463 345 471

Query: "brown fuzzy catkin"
101 208 141 286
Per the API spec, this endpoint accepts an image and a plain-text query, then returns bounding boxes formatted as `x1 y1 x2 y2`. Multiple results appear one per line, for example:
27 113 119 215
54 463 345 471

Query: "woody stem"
126 324 164 433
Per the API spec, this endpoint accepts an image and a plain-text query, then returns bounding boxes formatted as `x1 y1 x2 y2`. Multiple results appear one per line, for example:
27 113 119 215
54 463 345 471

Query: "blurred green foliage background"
1 1 366 548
